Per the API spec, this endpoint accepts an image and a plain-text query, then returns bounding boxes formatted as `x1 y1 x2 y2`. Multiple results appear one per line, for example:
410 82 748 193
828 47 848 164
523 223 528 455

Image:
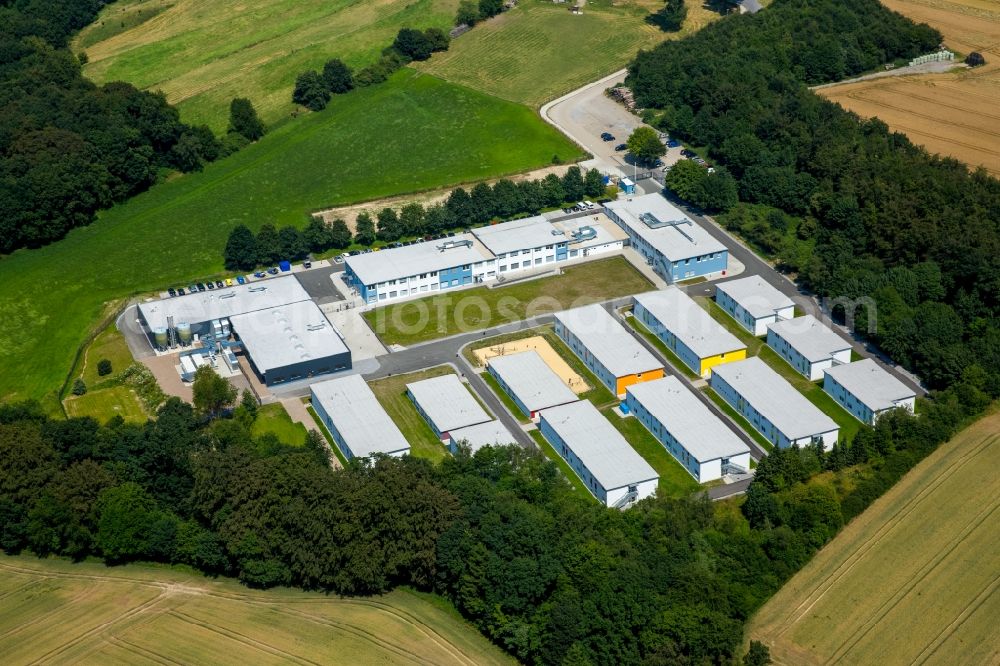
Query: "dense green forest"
628 0 1000 392
0 0 221 253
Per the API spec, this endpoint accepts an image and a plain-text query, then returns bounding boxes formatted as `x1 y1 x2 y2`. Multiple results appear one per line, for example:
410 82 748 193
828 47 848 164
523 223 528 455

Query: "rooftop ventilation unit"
639 211 694 242
568 226 598 244
248 286 267 293
437 239 473 252
219 291 236 299
306 323 327 331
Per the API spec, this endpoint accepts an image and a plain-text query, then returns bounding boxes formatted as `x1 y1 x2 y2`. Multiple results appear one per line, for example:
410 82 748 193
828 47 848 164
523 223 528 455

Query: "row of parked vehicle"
167 277 243 297
334 232 462 263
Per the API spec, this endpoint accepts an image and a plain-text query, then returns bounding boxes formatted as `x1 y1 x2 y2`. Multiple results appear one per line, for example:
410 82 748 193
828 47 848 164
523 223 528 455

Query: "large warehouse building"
539 400 659 508
407 374 493 442
633 288 746 378
310 375 410 460
710 357 840 449
554 303 664 397
715 275 795 336
487 350 579 420
823 359 916 425
767 315 852 381
625 377 751 482
604 194 727 282
138 275 351 386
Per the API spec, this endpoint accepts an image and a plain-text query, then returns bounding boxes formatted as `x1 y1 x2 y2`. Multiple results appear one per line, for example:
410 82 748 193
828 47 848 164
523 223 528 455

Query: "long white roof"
139 275 309 330
824 359 915 412
345 234 493 285
471 215 562 255
449 420 518 452
229 300 348 372
406 374 492 434
716 276 795 319
555 304 662 377
604 194 725 262
767 315 851 363
627 377 749 462
311 375 410 457
487 350 578 413
634 288 745 358
540 400 658 491
712 357 838 439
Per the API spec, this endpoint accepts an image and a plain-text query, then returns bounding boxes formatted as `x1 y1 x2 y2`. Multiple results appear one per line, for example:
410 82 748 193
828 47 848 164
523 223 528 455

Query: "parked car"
253 271 266 278
197 283 206 292
303 261 312 269
681 148 695 157
600 132 614 141
614 143 627 152
392 242 404 248
267 267 279 275
189 284 198 293
215 280 224 289
206 281 215 290
236 275 246 285
225 278 234 286
334 254 345 264
167 288 176 297
349 250 361 256
177 287 185 295
362 249 373 254
667 139 680 148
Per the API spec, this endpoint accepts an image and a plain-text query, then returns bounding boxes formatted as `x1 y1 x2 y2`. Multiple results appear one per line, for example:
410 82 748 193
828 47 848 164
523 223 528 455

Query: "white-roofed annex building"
486 350 579 421
823 359 916 425
715 275 795 336
406 374 493 442
539 400 659 509
554 303 665 397
604 193 727 283
471 215 568 276
710 357 840 449
137 276 351 386
625 377 751 482
448 420 518 454
766 314 852 381
632 288 746 378
310 374 410 460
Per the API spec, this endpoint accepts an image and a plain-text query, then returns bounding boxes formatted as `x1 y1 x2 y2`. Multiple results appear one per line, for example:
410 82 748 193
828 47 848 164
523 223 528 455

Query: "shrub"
97 359 112 377
71 378 87 396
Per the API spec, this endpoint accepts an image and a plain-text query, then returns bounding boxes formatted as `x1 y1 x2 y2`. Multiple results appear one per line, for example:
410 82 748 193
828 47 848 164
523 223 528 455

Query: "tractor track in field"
168 608 322 665
911 568 1000 665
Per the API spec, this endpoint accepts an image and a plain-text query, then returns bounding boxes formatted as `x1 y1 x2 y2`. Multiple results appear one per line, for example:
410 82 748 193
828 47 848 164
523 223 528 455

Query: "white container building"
823 359 916 425
766 315 852 381
486 350 579 420
715 275 795 336
406 374 492 442
310 374 410 460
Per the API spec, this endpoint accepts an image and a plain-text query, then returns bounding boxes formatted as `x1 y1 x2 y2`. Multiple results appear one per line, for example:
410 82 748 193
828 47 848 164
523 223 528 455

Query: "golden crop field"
0 555 514 665
748 408 1000 665
819 0 1000 176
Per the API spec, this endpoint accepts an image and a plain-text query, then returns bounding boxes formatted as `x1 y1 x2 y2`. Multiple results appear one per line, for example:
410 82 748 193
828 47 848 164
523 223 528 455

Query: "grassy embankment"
0 554 514 665
62 325 147 422
363 256 653 347
749 407 1000 664
251 403 308 446
368 366 461 463
0 69 580 412
76 0 463 130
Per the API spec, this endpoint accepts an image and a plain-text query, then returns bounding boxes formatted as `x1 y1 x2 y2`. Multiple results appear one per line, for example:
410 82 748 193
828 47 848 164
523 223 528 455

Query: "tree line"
628 0 999 393
0 362 992 664
292 27 450 111
223 166 608 267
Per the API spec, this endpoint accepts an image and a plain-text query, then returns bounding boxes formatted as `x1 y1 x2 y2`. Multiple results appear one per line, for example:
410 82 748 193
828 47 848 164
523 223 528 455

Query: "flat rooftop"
449 420 518 452
605 194 726 262
551 213 628 250
555 303 662 377
345 233 493 286
488 350 579 413
712 357 838 439
471 215 562 255
716 275 795 319
407 374 492 434
768 314 851 362
138 275 309 330
634 288 745 359
825 359 915 412
627 377 749 462
540 400 658 491
311 375 410 458
229 300 348 372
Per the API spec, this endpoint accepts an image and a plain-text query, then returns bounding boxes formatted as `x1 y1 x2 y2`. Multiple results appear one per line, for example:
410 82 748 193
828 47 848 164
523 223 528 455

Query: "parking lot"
294 264 346 304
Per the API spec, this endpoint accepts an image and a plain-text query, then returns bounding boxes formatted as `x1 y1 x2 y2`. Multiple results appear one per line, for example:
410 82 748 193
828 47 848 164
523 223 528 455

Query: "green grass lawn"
368 366 457 463
0 70 580 410
364 257 653 347
416 0 719 107
251 403 308 447
529 430 597 501
305 404 349 467
78 325 134 389
76 0 463 129
481 373 531 424
622 311 700 380
63 385 148 424
601 408 699 498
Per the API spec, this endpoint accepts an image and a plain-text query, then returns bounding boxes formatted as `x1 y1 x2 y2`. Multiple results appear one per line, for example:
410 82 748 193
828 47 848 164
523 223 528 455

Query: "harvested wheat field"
473 335 590 394
820 0 1000 175
748 408 1000 666
0 555 513 665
